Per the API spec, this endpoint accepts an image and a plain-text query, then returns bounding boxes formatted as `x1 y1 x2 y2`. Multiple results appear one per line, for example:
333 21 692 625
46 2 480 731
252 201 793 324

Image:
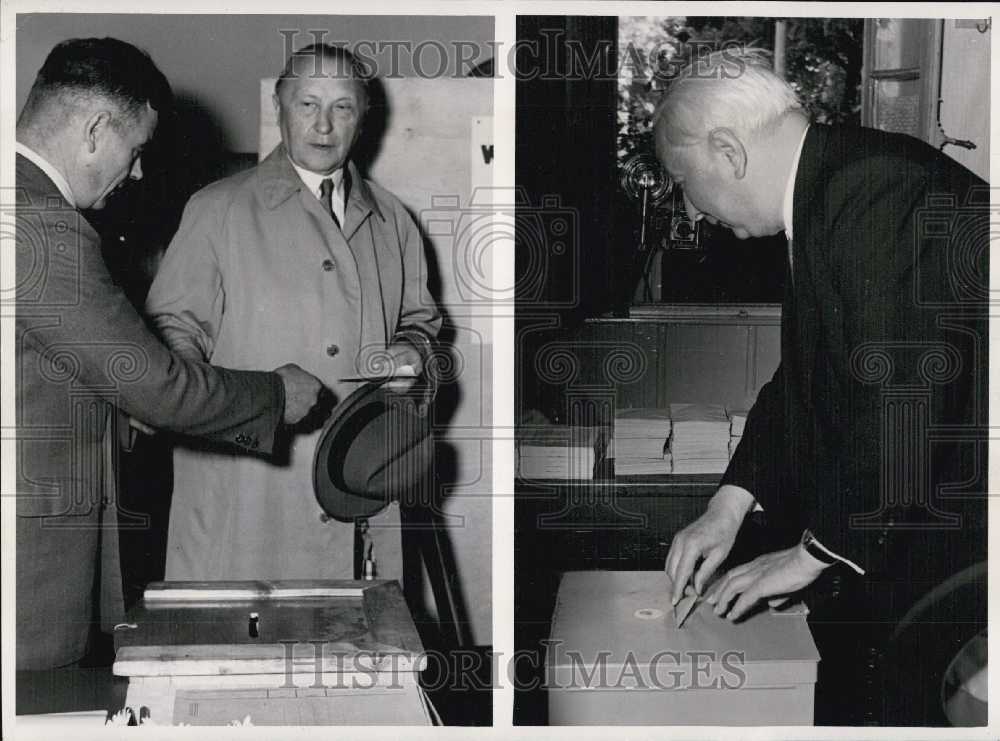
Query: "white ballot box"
546 571 820 725
112 580 430 725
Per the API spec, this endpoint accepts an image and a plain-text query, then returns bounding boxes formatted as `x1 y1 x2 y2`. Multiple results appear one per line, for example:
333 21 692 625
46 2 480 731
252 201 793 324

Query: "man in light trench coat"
145 43 441 581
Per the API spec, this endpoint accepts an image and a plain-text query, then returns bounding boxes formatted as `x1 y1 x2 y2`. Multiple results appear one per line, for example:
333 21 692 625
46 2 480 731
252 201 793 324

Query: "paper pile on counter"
516 425 608 480
668 403 731 473
728 408 748 460
613 408 673 475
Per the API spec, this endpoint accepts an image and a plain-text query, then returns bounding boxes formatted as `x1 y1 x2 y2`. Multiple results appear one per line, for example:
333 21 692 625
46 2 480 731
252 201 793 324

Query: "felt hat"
313 378 435 522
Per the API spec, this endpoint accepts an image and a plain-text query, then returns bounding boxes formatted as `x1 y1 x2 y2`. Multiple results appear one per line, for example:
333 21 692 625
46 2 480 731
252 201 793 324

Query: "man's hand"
274 363 325 425
664 484 756 607
381 342 422 391
704 544 827 621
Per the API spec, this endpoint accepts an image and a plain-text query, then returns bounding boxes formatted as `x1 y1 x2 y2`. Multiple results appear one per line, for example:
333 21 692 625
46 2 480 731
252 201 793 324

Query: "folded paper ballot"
516 425 608 479
673 587 701 629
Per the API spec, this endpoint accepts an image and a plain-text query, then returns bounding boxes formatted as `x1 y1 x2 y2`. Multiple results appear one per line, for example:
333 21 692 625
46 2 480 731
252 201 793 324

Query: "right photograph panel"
513 14 989 727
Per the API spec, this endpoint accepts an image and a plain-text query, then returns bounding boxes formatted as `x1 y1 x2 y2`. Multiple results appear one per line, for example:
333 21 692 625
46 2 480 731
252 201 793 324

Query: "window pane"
872 18 924 70
873 78 923 137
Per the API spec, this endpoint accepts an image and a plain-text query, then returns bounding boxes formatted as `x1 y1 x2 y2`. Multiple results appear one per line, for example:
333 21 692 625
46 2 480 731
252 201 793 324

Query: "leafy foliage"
617 16 864 168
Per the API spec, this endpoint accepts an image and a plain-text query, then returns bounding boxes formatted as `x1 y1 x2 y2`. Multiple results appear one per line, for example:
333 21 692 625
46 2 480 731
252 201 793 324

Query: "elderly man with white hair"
660 47 986 725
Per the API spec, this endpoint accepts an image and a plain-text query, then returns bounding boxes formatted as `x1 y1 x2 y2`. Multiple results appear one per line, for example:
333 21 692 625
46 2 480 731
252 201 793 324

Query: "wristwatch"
800 528 837 565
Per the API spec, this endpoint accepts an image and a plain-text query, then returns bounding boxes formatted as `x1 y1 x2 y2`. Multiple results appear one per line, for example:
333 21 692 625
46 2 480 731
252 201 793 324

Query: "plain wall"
16 14 494 152
939 19 990 180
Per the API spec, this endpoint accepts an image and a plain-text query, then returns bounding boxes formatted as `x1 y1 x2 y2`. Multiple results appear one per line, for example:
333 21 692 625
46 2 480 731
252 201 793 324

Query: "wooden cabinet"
519 308 781 425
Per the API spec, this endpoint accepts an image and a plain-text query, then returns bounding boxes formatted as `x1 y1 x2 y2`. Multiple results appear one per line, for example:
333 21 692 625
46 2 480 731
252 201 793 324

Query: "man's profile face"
656 131 769 241
274 56 364 175
85 103 157 211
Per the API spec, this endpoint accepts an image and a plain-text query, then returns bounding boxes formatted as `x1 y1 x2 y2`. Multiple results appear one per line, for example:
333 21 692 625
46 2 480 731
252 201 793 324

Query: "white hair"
653 46 803 145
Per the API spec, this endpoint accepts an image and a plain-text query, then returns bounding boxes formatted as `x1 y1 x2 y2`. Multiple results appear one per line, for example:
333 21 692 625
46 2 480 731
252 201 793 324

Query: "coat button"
326 344 339 357
322 259 335 271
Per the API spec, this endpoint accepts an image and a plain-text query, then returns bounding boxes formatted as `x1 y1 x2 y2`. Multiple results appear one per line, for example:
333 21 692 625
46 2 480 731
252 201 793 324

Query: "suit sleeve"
145 189 226 362
720 361 787 514
22 211 284 455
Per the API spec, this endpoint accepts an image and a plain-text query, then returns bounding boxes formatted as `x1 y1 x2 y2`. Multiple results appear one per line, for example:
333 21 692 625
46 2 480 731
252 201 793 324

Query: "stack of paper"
729 409 748 437
517 425 608 480
728 408 748 460
668 403 731 473
613 408 672 475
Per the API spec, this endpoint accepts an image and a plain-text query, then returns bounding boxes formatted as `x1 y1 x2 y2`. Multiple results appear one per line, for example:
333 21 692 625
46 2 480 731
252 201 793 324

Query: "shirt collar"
287 156 344 201
782 124 809 242
257 144 384 221
16 141 77 208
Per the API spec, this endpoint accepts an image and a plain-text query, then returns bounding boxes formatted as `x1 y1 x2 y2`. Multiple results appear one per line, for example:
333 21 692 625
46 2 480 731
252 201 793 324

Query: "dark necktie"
320 177 340 229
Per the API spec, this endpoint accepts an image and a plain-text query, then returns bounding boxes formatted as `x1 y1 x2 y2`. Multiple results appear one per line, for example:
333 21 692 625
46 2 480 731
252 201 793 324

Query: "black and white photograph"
7 11 494 728
1 2 997 738
514 13 990 728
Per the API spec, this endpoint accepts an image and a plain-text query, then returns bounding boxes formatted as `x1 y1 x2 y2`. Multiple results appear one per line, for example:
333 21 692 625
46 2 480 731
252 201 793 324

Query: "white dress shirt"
289 158 346 226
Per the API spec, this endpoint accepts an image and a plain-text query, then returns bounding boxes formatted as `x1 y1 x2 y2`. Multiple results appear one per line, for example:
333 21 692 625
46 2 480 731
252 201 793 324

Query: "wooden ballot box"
546 571 820 725
112 580 430 725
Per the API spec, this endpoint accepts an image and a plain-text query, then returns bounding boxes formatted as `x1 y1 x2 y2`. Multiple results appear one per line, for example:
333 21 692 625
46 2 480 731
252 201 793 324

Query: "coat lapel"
255 148 392 348
787 126 823 413
792 125 849 426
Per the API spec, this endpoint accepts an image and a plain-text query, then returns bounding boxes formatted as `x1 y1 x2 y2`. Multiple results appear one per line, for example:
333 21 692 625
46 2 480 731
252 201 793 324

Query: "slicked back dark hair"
22 37 171 124
274 43 369 106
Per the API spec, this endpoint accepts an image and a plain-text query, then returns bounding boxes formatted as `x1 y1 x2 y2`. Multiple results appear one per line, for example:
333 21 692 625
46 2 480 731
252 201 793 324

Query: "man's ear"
708 127 747 180
83 110 113 154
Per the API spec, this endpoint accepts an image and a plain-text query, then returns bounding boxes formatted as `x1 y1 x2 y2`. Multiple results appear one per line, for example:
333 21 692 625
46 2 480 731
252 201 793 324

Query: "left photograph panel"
9 13 494 727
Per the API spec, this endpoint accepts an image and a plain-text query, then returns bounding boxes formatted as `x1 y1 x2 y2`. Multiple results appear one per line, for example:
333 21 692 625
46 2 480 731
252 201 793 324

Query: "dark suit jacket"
721 125 988 586
14 153 285 667
15 153 286 518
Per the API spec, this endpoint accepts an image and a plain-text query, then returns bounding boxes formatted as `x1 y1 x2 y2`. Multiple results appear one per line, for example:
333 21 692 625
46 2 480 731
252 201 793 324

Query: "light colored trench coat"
146 144 441 580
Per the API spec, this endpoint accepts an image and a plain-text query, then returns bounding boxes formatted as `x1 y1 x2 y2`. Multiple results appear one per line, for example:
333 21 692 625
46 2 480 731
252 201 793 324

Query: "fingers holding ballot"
342 342 424 391
664 484 757 607
703 544 826 622
667 482 831 623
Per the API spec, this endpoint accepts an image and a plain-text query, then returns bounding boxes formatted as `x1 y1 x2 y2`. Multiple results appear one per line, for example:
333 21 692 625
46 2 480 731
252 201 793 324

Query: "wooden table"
113 580 431 725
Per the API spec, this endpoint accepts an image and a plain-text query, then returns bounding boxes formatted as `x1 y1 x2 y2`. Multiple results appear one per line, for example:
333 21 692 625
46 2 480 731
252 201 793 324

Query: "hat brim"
313 379 434 522
313 381 393 522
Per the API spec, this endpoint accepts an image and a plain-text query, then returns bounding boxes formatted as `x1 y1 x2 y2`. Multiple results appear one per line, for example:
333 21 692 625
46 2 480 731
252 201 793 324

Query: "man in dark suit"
659 48 987 724
13 37 326 671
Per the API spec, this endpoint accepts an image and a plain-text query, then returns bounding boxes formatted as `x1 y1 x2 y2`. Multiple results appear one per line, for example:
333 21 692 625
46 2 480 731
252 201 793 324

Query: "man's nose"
682 192 703 223
130 156 143 181
314 110 333 134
